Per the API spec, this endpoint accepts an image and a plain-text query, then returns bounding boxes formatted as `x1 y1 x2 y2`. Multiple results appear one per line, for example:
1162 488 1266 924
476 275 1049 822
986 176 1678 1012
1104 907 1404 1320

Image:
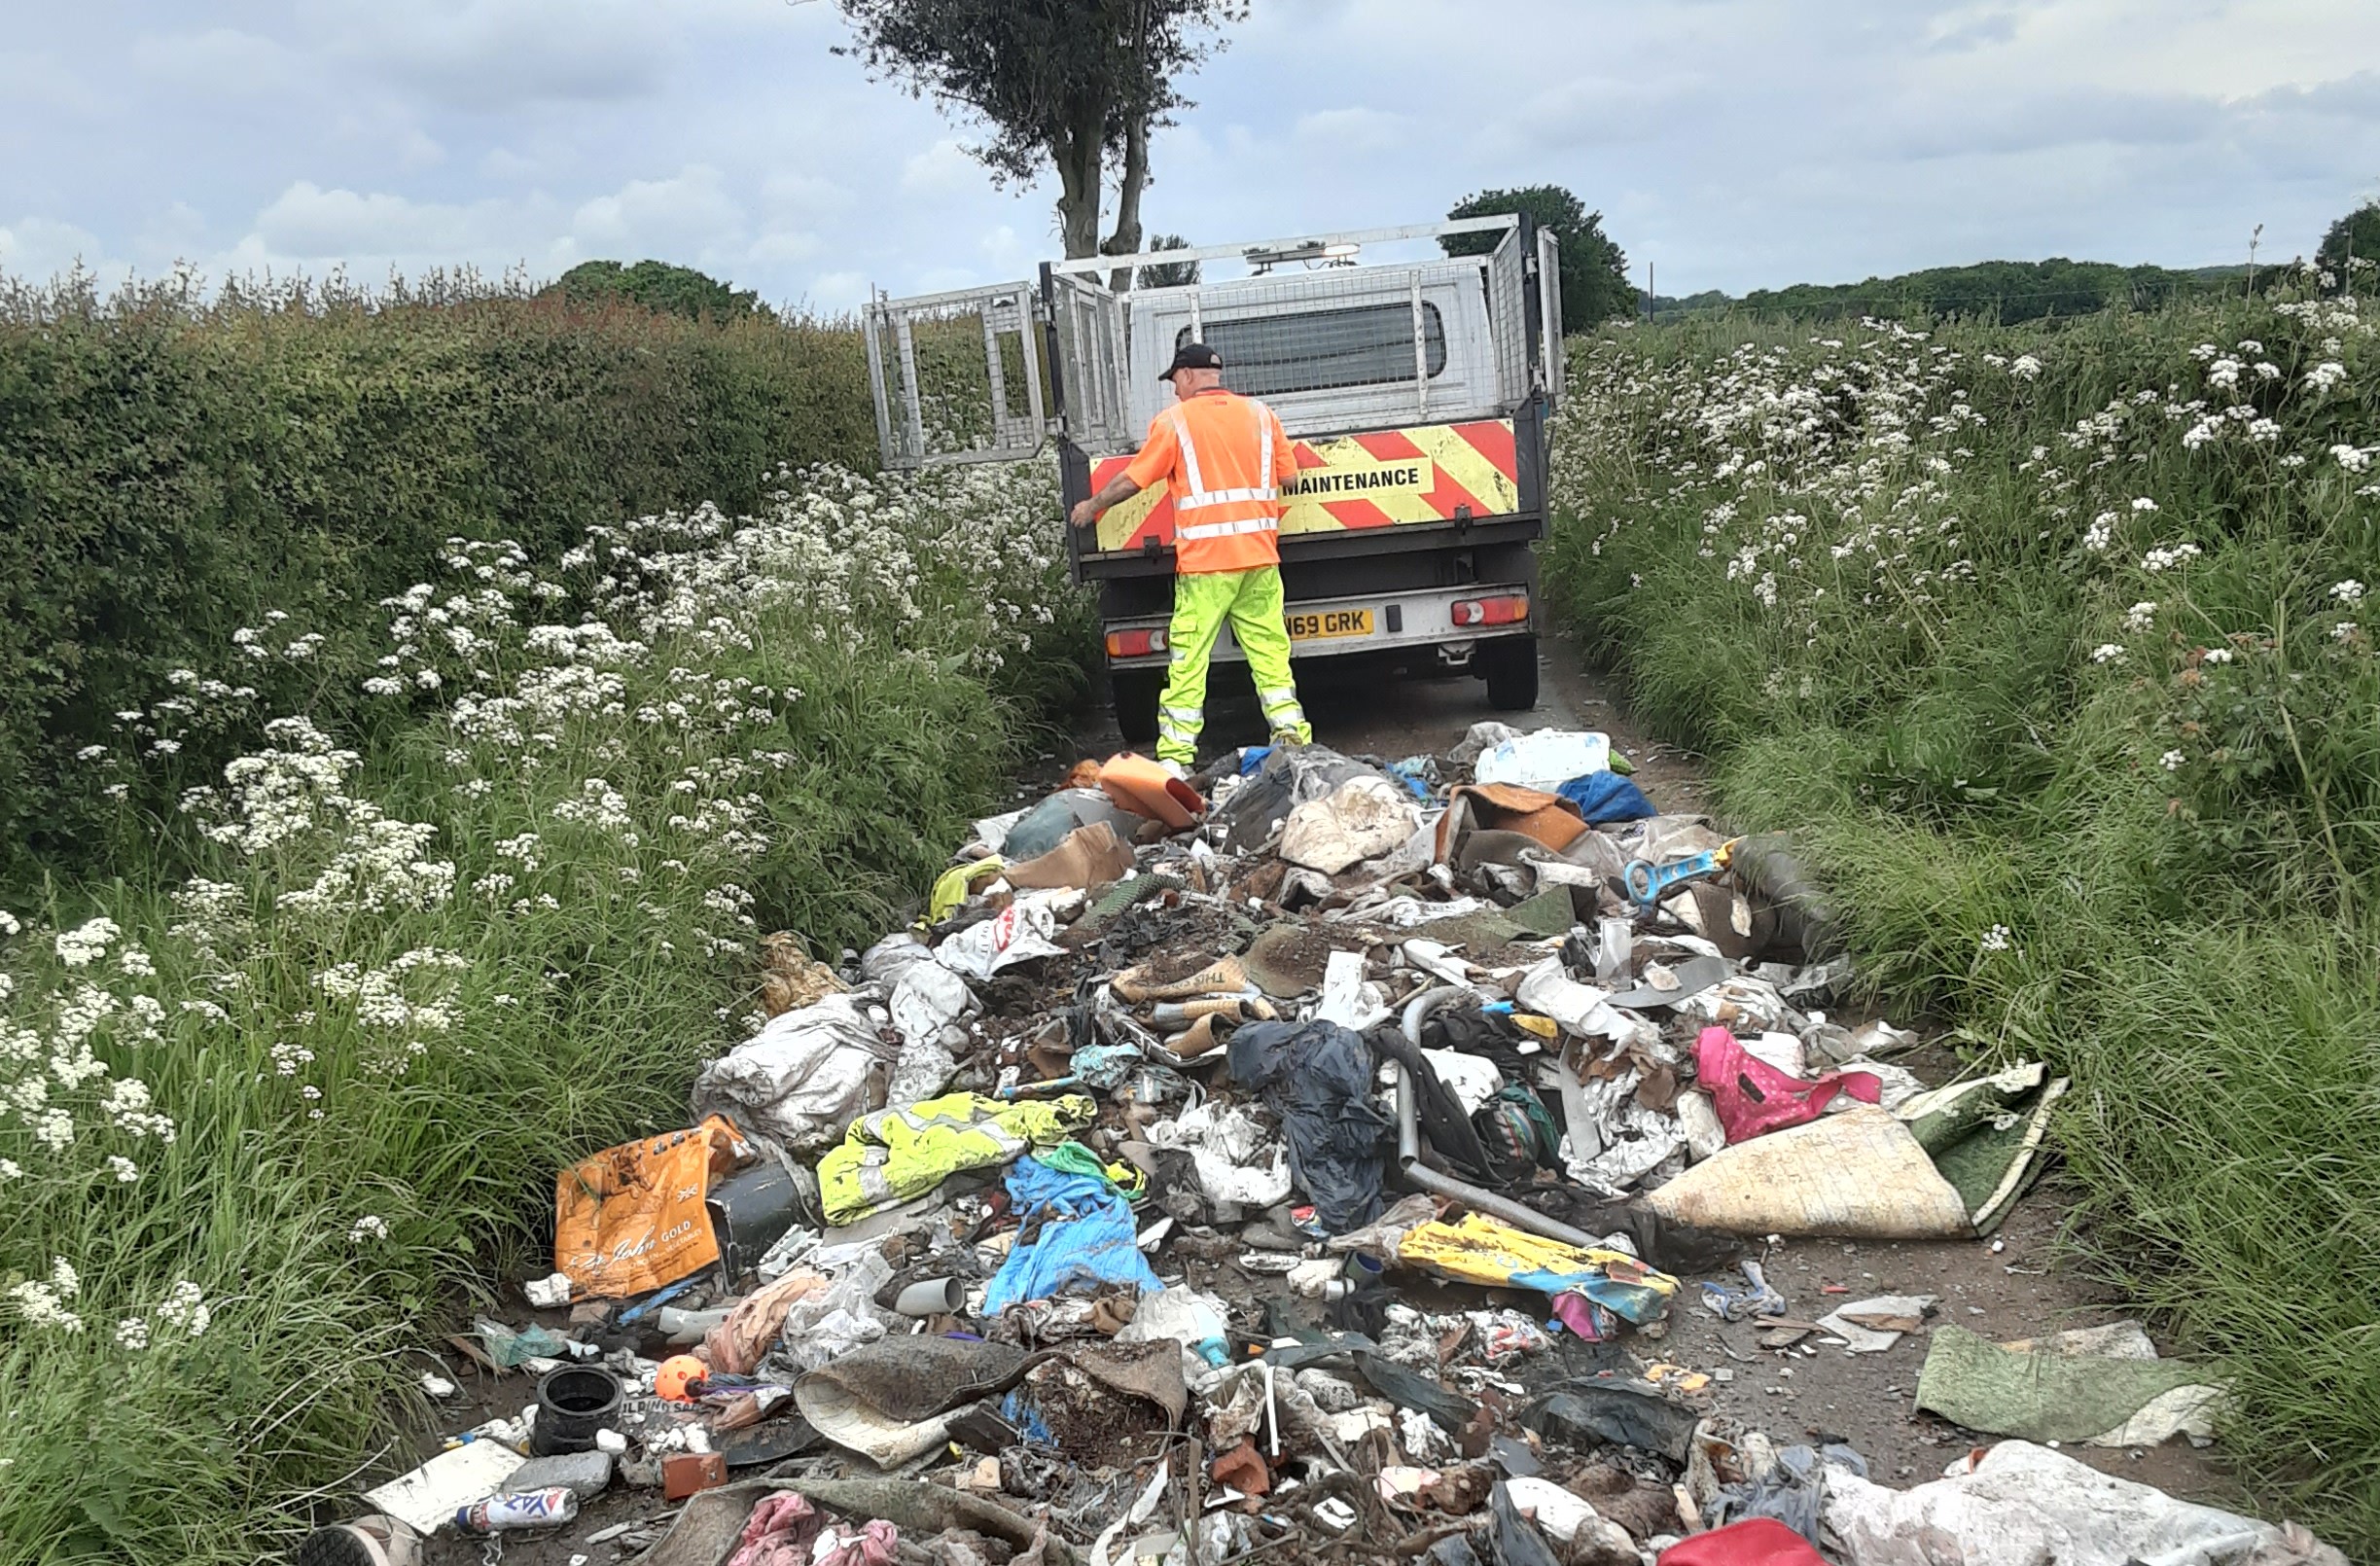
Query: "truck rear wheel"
1481 635 1539 712
1111 668 1161 744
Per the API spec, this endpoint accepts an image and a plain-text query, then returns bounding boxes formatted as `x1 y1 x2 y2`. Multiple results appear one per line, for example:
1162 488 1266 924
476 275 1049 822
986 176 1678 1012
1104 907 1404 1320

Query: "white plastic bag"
1824 1440 2343 1566
934 894 1068 979
689 994 900 1156
1474 730 1611 791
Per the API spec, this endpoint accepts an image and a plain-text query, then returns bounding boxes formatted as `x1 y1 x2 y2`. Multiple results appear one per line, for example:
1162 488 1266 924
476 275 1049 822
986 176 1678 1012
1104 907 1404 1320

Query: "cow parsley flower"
2161 749 2186 771
2090 644 2126 663
349 1215 390 1242
1979 924 2014 953
2330 580 2365 605
2124 601 2157 632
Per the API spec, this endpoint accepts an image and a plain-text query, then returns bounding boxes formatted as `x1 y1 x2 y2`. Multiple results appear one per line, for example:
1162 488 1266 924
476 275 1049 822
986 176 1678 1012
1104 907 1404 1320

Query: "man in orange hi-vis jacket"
1069 342 1315 773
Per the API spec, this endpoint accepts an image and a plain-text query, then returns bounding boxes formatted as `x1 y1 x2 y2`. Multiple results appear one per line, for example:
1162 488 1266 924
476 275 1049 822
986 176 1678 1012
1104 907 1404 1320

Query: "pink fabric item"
1547 1290 1612 1340
1695 1026 1880 1144
816 1522 899 1566
726 1494 898 1566
726 1493 818 1566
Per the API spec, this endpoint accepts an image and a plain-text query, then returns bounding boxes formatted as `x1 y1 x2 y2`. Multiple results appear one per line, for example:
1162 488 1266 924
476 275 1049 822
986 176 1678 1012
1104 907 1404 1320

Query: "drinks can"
455 1486 578 1534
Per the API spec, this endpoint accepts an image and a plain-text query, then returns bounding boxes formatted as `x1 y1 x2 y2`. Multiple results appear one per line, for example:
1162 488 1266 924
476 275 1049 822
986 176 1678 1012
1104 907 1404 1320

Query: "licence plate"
1287 609 1373 641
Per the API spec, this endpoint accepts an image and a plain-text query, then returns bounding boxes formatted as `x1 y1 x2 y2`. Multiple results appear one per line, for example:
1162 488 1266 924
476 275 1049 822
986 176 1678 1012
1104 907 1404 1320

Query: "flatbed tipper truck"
864 214 1563 739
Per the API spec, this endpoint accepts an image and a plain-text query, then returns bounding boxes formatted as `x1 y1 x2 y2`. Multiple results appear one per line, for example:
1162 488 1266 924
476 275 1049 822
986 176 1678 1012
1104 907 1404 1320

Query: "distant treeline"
1650 258 2263 325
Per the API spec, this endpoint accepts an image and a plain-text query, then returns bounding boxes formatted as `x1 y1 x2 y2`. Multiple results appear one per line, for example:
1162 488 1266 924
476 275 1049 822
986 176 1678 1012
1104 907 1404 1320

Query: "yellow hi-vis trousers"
1156 565 1313 766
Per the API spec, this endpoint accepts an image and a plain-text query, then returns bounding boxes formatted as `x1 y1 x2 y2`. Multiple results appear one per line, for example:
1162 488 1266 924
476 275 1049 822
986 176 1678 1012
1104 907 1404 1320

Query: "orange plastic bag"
554 1116 753 1298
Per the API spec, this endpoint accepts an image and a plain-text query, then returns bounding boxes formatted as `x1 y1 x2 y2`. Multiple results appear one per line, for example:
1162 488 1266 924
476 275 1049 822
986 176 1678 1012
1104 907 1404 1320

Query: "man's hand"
1069 497 1100 530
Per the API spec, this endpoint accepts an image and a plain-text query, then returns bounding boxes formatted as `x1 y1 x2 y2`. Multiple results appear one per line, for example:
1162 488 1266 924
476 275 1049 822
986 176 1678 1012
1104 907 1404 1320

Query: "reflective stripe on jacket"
1121 389 1299 574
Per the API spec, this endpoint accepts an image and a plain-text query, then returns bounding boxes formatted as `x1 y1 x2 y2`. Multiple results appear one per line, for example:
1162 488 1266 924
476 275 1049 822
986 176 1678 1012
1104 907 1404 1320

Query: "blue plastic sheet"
983 1156 1160 1313
1555 770 1656 825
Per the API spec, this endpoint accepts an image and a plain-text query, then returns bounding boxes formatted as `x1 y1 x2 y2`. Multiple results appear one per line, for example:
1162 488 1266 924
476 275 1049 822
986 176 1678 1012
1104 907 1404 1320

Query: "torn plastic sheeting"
1145 1104 1293 1209
886 964 975 1104
1555 769 1657 825
1225 1018 1388 1234
1914 1324 2224 1446
691 997 902 1159
1705 1441 1866 1546
1821 1440 2344 1566
1474 729 1613 792
1519 1379 1701 1463
1514 958 1651 1045
1314 947 1391 1032
1561 1069 1687 1195
1644 1106 1972 1238
1696 1027 1881 1144
983 1154 1161 1314
1398 1213 1679 1326
1213 742 1380 851
935 894 1069 979
1280 774 1422 874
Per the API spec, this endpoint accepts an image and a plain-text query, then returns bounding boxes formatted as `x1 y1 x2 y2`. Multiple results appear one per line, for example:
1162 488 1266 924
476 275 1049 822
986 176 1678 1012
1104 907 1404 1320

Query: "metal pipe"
1398 984 1472 1054
1391 1059 1601 1248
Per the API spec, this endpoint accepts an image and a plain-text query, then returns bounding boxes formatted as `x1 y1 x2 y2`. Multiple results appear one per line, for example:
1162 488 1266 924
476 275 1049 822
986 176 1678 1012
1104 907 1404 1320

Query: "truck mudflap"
1087 418 1520 554
1101 582 1533 669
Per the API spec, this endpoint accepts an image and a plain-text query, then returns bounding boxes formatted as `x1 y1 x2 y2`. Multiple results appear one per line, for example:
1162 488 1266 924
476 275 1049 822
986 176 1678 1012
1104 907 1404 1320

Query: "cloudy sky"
4 0 2378 310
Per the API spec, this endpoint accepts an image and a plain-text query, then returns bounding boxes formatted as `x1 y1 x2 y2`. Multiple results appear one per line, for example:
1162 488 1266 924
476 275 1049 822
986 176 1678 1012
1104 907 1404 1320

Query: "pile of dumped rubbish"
314 727 2347 1566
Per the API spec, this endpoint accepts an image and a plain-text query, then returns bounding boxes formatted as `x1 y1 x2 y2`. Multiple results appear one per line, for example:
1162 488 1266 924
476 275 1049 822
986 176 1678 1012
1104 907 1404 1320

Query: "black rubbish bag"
1226 1018 1387 1234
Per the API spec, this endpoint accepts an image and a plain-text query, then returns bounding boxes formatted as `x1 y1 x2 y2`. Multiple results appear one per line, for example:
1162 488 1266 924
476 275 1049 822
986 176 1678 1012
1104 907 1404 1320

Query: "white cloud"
903 139 983 196
0 216 126 284
249 182 541 265
316 0 678 109
128 28 304 97
569 165 745 255
1293 107 1410 156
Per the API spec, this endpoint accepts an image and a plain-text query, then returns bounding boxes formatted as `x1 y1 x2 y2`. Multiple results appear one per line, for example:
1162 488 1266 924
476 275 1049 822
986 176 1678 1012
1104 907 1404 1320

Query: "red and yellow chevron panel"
1090 418 1520 553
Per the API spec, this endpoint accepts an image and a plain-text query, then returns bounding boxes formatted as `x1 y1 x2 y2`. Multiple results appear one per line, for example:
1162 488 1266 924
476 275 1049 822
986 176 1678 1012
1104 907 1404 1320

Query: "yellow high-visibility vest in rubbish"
1121 388 1299 575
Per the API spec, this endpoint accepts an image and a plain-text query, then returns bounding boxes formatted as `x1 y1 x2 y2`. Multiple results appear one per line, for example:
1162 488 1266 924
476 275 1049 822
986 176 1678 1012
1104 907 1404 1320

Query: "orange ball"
654 1354 706 1403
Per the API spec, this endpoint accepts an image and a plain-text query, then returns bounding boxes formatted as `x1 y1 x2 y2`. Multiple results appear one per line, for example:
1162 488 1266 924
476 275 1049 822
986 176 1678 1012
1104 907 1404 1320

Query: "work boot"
1267 730 1307 752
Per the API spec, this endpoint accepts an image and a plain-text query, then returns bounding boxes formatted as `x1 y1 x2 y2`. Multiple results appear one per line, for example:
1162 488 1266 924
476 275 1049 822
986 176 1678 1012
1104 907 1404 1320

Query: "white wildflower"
349 1215 391 1242
2090 644 2126 664
2330 580 2365 605
2160 749 2186 771
2124 601 2157 632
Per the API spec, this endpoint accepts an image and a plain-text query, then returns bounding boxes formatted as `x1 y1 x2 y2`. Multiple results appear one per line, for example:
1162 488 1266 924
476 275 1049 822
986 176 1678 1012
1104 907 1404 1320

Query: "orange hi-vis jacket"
1121 387 1299 575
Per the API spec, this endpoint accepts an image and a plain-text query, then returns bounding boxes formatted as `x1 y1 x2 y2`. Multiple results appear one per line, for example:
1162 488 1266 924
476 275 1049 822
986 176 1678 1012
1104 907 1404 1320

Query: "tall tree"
1441 186 1633 333
835 0 1247 270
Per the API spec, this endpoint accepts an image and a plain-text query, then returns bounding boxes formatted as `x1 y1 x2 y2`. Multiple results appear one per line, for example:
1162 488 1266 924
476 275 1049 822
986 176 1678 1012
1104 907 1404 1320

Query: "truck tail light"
1450 593 1529 628
1106 627 1169 658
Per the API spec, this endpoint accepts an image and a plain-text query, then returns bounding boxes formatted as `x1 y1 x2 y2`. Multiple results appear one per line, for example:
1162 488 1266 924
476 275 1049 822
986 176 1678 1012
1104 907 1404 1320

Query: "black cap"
1160 341 1224 381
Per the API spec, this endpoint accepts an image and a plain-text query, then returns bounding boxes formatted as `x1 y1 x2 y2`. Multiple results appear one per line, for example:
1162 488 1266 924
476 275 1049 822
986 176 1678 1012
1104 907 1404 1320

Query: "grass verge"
1546 289 2380 1549
0 460 1090 1563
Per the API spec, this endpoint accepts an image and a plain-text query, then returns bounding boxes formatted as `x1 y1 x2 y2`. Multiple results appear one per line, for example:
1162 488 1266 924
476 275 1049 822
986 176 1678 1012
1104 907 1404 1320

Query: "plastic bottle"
454 1487 578 1534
